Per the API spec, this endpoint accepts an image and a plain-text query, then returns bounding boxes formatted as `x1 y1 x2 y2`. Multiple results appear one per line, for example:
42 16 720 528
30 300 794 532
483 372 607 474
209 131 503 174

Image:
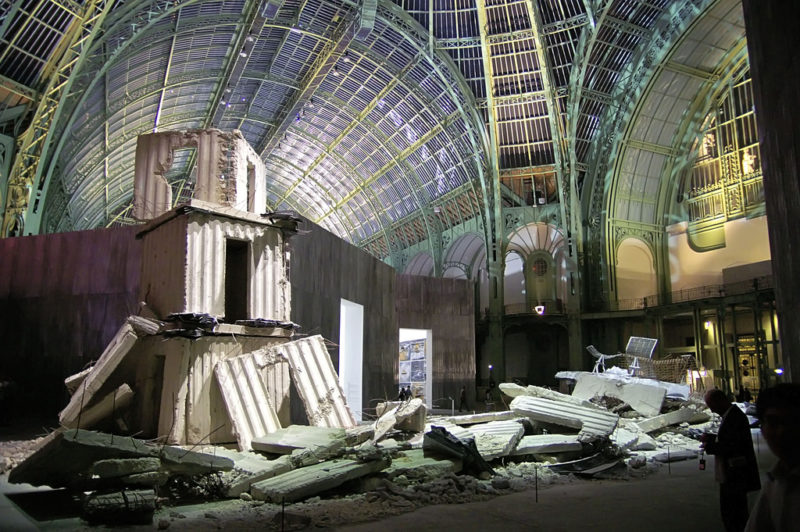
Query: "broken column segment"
509 395 619 438
571 373 666 417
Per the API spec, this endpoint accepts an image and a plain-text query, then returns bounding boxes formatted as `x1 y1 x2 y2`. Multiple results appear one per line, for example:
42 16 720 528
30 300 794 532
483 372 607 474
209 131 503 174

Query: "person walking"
701 388 761 532
459 385 467 412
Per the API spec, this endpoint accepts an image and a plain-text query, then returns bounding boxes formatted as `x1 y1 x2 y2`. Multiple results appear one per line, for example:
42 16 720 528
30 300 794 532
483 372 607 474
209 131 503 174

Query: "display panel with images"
399 339 426 401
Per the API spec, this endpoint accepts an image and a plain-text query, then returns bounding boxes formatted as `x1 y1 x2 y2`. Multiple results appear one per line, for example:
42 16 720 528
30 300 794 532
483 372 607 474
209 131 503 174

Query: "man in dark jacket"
702 388 761 532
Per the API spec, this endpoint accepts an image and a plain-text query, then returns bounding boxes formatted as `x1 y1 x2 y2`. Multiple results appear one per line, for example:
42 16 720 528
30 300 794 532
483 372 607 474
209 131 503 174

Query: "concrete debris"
510 395 619 438
62 383 134 430
433 410 519 425
201 448 294 498
468 420 525 460
556 369 691 400
545 452 621 475
383 449 462 480
650 449 699 463
64 366 93 395
91 457 161 478
512 434 583 455
372 398 426 442
422 425 494 477
252 425 347 466
215 353 282 451
572 373 666 417
634 406 700 433
276 335 356 429
8 429 233 489
251 456 391 503
82 488 156 525
499 383 600 410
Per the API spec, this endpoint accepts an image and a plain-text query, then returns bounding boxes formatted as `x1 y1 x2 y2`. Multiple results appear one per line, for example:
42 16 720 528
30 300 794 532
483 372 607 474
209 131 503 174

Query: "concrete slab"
250 456 390 502
203 448 294 497
634 407 698 433
276 336 356 429
251 425 346 465
373 398 426 441
468 420 525 460
510 396 619 438
215 353 282 451
433 411 519 426
512 434 582 455
572 373 666 417
8 429 233 488
383 449 462 480
499 383 599 410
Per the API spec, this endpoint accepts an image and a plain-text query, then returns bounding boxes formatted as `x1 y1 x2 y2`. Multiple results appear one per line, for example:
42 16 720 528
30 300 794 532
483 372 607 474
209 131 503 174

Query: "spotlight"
775 368 784 375
534 305 545 315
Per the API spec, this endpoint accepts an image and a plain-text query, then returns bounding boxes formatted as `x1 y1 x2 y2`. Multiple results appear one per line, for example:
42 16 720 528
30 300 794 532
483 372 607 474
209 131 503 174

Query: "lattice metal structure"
0 0 758 306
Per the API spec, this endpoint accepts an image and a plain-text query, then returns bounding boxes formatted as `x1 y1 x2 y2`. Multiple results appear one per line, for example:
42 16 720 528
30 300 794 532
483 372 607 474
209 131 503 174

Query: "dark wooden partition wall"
395 274 476 411
0 218 477 419
288 219 399 416
0 226 142 415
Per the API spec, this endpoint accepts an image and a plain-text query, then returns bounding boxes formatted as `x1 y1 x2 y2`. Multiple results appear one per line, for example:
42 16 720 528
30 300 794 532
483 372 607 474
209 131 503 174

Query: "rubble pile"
5 360 722 528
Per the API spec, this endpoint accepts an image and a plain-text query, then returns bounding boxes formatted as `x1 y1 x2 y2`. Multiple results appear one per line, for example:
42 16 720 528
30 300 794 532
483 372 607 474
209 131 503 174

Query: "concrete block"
62 384 134 430
468 420 525 460
92 457 161 478
434 410 519 426
208 448 294 497
251 456 390 502
512 434 583 455
499 383 599 410
572 373 666 417
383 449 462 480
634 407 698 433
251 425 346 461
510 396 619 438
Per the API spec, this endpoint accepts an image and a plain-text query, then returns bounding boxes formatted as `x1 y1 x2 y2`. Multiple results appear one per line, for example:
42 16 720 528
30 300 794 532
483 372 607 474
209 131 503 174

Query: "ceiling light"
343 51 351 63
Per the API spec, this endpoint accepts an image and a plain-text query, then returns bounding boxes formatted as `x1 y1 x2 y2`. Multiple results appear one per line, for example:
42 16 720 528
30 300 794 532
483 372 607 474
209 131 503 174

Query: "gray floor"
0 431 775 531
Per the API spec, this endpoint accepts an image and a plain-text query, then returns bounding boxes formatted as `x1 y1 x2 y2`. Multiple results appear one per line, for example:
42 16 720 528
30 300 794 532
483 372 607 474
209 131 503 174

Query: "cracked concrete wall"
134 129 268 220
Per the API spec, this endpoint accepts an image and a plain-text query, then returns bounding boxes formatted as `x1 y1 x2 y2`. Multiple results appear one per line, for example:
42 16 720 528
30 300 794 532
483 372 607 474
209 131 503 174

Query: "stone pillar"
742 0 800 382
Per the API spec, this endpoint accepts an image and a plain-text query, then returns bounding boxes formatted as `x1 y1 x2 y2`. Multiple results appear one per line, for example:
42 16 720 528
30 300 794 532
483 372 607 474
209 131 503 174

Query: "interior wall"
288 218 398 418
616 237 657 300
395 274 476 412
0 226 142 415
668 216 771 291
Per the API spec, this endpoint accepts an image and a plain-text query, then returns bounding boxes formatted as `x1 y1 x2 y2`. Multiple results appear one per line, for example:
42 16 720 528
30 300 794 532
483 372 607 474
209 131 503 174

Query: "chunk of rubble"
571 373 666 417
82 488 156 525
432 410 519 426
499 383 601 410
201 448 293 497
512 434 582 455
509 396 619 438
383 449 462 480
252 425 346 459
422 425 494 476
62 384 134 430
8 429 233 488
250 456 391 503
651 449 699 463
634 407 699 433
372 398 426 442
468 420 525 460
556 370 691 401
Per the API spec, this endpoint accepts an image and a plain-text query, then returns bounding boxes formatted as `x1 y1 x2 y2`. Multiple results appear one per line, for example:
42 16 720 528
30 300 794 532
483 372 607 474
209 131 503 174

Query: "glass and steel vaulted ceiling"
0 0 748 262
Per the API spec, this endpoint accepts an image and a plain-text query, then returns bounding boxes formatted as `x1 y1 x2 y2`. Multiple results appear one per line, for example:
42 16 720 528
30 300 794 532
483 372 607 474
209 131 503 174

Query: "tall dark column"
742 0 800 382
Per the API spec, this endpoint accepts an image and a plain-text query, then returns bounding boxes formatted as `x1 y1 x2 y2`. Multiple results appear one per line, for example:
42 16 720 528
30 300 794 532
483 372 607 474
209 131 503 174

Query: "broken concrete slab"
250 456 391 503
634 407 699 433
82 488 156 525
65 366 93 396
433 410 519 426
571 373 666 417
610 427 640 451
275 335 356 429
556 370 691 401
383 449 462 480
8 429 233 488
512 434 583 455
345 424 374 446
651 449 699 463
373 398 426 441
201 448 294 498
251 425 346 465
422 426 494 476
499 383 600 410
92 457 161 479
468 420 525 460
63 384 134 430
215 353 282 451
509 396 619 438
59 322 140 427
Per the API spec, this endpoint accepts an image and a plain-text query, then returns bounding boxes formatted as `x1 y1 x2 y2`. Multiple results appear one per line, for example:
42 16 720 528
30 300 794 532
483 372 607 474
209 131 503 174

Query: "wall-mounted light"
704 320 712 330
775 368 784 375
488 364 493 370
433 206 441 213
534 305 545 315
